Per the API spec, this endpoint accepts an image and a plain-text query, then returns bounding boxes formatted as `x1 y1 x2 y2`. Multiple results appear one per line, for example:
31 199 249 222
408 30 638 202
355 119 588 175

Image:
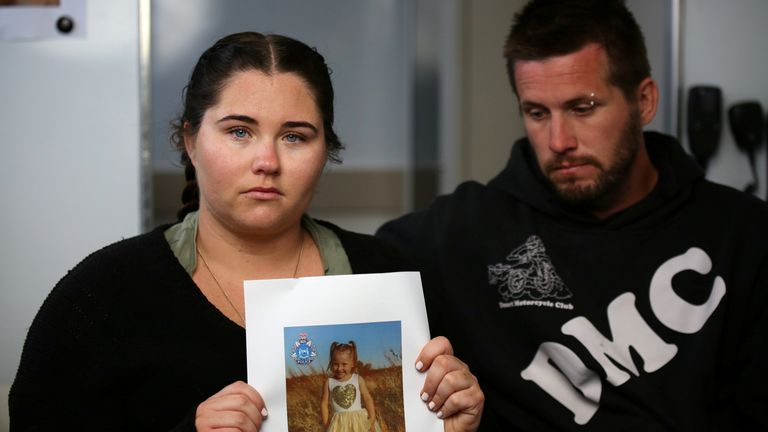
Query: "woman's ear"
182 121 197 165
636 77 659 126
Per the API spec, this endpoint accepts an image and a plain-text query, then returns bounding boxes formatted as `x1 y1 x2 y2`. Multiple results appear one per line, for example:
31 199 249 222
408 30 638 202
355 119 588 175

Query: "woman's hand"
416 336 484 432
195 381 268 432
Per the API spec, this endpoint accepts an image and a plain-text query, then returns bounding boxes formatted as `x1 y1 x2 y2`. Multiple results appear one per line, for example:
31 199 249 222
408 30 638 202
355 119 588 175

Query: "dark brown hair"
172 32 343 220
504 0 650 100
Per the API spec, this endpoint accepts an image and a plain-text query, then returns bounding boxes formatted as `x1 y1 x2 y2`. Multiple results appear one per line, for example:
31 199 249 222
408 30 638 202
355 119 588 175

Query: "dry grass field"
286 365 405 432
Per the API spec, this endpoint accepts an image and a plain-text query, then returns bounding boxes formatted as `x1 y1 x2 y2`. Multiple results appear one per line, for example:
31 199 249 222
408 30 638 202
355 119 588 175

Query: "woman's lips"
243 187 282 200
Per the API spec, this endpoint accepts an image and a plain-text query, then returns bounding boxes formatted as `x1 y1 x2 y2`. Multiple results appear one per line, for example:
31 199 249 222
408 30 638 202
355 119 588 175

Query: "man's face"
514 43 656 215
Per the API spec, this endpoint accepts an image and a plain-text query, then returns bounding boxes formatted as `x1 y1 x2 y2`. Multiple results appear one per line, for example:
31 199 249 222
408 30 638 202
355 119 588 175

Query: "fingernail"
420 392 429 402
415 360 424 371
437 410 444 419
261 408 269 418
428 401 436 410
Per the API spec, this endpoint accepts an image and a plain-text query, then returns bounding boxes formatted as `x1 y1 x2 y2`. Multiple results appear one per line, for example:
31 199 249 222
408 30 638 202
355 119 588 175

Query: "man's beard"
544 110 643 209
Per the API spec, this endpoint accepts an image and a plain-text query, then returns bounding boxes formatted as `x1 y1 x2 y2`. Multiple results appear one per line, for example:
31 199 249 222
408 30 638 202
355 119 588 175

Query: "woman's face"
186 69 327 236
331 350 354 381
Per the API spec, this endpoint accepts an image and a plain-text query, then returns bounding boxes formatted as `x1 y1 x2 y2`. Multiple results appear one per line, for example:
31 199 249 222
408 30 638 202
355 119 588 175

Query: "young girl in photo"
321 341 382 432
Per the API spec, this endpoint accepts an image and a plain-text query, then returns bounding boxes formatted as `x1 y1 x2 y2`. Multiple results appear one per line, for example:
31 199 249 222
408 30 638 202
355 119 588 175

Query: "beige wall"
459 0 527 184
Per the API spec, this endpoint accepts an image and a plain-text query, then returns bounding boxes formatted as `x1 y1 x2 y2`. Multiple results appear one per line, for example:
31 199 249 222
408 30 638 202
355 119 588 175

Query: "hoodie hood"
487 131 705 229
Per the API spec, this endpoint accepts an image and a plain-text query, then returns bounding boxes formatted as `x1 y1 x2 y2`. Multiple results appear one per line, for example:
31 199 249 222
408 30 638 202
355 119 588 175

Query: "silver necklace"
197 231 305 325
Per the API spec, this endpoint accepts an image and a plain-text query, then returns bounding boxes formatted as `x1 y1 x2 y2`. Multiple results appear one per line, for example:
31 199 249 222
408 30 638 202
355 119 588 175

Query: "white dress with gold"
326 373 381 432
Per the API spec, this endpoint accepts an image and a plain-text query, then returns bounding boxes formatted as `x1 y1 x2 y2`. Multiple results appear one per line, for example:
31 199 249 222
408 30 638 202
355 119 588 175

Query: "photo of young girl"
284 321 405 432
322 341 382 432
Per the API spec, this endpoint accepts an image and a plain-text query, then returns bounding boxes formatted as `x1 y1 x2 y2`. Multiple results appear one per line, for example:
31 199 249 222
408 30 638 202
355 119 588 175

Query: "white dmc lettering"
520 342 600 425
650 247 726 334
520 248 725 425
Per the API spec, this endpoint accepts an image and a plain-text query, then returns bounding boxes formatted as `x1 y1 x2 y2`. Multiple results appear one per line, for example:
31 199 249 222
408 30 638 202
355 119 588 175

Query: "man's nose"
548 113 577 154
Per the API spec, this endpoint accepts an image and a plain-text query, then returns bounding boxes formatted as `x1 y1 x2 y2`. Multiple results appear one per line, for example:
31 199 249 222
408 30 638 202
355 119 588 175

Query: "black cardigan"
10 220 413 431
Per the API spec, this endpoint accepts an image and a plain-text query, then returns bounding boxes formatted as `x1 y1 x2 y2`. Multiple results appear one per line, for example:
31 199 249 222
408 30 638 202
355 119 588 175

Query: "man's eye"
572 104 595 115
526 110 547 120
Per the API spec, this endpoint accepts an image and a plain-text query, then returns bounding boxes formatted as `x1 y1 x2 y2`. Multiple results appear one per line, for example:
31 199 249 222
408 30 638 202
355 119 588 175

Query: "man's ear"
182 121 196 165
636 77 659 126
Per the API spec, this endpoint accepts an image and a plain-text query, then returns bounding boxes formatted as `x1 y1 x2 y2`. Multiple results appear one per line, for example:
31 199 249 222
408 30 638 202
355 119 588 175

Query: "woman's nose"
250 139 279 174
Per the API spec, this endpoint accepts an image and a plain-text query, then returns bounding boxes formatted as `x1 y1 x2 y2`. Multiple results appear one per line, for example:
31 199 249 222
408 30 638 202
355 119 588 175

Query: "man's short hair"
504 0 651 100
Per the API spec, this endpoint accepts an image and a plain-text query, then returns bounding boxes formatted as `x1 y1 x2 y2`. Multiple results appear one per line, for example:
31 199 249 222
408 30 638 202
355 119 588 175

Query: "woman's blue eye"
231 128 248 139
285 133 302 143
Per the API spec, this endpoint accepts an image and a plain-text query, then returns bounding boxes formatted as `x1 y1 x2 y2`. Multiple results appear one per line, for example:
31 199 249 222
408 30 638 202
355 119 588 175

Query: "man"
377 0 768 430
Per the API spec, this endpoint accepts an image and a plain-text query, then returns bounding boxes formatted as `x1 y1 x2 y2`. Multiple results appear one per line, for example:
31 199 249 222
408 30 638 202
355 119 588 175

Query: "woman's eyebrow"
217 114 257 124
283 121 318 132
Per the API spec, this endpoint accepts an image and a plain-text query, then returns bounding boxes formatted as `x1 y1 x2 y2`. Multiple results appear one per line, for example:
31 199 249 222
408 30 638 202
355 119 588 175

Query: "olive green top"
163 211 352 276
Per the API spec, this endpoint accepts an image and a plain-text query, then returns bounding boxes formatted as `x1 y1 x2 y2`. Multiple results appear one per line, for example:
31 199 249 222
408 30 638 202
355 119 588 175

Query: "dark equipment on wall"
728 101 764 196
687 86 723 171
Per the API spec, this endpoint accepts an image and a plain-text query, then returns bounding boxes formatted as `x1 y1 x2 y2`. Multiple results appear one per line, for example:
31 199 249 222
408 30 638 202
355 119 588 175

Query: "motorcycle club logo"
488 235 573 309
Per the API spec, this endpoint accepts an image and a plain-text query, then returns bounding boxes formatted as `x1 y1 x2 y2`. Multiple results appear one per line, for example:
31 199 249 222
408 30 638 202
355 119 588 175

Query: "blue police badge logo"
290 332 317 366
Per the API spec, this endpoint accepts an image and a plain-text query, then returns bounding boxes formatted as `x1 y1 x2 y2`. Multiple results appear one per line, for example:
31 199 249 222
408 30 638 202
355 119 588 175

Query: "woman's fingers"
416 337 484 431
195 381 267 432
416 336 453 372
416 336 457 403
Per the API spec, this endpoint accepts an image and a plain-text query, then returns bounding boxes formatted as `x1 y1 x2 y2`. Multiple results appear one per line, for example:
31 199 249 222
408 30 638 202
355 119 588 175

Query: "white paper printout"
244 271 441 432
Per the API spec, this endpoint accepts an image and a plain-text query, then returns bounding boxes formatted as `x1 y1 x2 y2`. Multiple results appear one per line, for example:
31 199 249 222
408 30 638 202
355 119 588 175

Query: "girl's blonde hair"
327 341 358 374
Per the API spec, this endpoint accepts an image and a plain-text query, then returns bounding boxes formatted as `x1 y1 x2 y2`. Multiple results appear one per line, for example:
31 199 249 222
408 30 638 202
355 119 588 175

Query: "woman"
10 32 483 431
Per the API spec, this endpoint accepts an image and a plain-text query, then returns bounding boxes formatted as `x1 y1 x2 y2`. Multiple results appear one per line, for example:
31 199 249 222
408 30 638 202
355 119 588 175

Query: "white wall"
0 0 142 403
680 0 768 199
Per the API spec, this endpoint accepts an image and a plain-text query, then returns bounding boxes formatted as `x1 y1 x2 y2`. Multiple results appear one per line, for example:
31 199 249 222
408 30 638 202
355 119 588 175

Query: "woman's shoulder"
67 225 172 277
29 225 188 340
50 224 181 303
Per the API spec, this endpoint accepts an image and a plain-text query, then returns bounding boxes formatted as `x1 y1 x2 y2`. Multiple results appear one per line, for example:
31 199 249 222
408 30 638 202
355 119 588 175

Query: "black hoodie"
378 132 768 431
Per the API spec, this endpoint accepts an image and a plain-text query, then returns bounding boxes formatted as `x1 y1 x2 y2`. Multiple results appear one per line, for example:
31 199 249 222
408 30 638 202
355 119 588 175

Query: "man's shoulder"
683 179 768 245
314 219 381 246
695 178 768 215
314 219 416 273
376 179 521 253
421 179 515 215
